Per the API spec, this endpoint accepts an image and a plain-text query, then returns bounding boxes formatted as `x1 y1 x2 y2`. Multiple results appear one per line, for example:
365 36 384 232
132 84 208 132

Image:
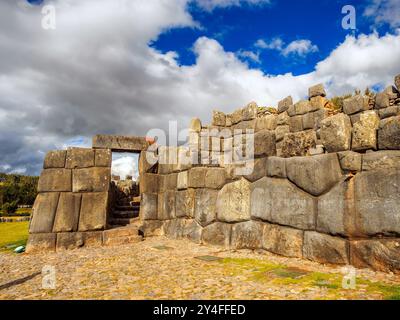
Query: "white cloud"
364 0 400 29
236 49 261 63
112 154 139 181
255 38 284 50
193 0 270 11
0 1 400 175
282 39 319 57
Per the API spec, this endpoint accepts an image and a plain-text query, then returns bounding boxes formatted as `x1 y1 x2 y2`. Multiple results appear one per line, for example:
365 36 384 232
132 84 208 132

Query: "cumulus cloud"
236 49 261 63
364 0 400 29
193 0 270 11
0 0 400 176
112 153 139 180
254 37 318 57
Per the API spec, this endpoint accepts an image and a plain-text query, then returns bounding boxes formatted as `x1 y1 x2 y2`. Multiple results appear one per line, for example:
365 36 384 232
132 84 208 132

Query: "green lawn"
0 221 29 252
0 208 32 216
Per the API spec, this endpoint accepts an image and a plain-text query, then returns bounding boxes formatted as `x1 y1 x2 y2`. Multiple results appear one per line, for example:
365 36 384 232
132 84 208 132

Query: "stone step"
109 217 139 226
103 235 143 246
115 205 140 211
112 211 137 219
103 225 143 246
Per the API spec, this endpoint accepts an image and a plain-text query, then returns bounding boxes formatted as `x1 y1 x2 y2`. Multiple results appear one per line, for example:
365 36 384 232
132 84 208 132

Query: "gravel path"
1 236 399 300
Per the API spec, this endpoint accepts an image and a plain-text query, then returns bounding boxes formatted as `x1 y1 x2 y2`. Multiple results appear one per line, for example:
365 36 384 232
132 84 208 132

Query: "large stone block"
378 116 400 150
320 113 352 152
158 191 176 220
309 83 326 98
56 232 85 251
139 173 160 194
53 192 82 232
160 173 177 192
352 110 380 151
181 219 202 244
95 149 112 167
253 130 276 158
278 96 293 113
362 150 400 171
217 178 251 223
302 112 315 130
140 220 164 237
354 169 400 236
289 115 303 132
266 157 286 178
337 151 362 172
26 233 56 253
277 112 290 126
194 188 218 227
375 92 390 109
286 153 343 196
263 223 303 258
65 148 94 169
250 177 315 230
294 100 313 115
310 96 328 110
30 192 60 233
212 110 226 127
138 150 157 175
158 146 178 174
242 102 258 121
379 106 400 119
231 221 264 249
78 192 109 231
281 130 317 158
188 167 207 188
303 231 349 265
176 189 195 218
190 118 202 132
44 150 66 169
255 115 277 131
275 125 290 142
188 167 226 189
139 193 158 220
72 167 110 193
202 222 232 247
38 169 72 192
244 157 267 182
350 240 400 274
343 95 370 115
231 109 243 125
163 219 185 239
92 134 148 152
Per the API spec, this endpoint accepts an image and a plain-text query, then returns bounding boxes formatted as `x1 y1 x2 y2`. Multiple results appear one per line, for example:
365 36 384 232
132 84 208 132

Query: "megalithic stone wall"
27 148 113 252
140 74 400 274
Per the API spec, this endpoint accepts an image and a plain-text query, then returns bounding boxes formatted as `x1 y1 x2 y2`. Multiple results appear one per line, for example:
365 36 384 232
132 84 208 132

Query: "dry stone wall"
140 75 400 274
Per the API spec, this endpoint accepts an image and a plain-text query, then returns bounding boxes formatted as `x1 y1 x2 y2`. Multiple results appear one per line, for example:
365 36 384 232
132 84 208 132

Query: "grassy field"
0 208 32 216
0 221 29 252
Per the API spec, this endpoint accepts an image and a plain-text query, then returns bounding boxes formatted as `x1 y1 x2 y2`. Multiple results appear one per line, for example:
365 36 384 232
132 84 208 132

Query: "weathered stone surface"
44 150 66 169
302 112 315 130
343 95 370 115
375 92 390 109
354 169 400 236
244 157 267 182
163 219 185 239
138 150 157 174
190 118 202 132
281 130 317 158
231 119 256 132
231 221 264 249
194 188 218 227
205 168 227 189
202 222 232 247
176 146 192 171
78 192 109 231
378 116 400 150
217 178 251 223
231 109 243 125
38 169 72 192
242 102 258 121
95 149 112 167
310 96 328 110
277 112 290 125
53 193 82 232
92 134 148 152
379 106 400 119
181 219 202 244
26 233 56 253
254 130 276 157
158 146 177 174
350 240 400 274
275 125 290 142
188 167 207 188
65 148 94 169
320 113 352 152
160 173 177 192
352 110 380 151
303 231 349 265
176 189 195 218
30 192 60 233
266 157 286 178
83 231 104 247
177 171 188 190
289 115 303 132
251 177 315 230
317 179 353 237
278 96 293 114
263 224 303 258
212 110 226 127
309 83 326 98
73 167 110 193
140 193 158 220
362 151 400 171
139 173 160 194
396 74 400 91
294 100 312 115
338 151 362 171
313 108 329 129
157 191 176 220
309 145 325 156
56 232 85 251
139 220 164 237
255 115 277 132
286 153 343 196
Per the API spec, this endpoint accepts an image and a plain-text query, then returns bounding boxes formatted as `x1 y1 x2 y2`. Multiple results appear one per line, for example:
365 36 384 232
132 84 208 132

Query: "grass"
0 208 32 216
0 221 29 252
219 257 400 300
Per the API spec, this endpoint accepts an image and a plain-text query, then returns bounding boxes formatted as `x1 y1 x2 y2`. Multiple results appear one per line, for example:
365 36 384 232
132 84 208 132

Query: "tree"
2 201 18 215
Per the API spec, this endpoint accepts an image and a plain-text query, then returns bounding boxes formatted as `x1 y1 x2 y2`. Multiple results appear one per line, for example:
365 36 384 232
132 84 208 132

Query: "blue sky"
0 0 399 175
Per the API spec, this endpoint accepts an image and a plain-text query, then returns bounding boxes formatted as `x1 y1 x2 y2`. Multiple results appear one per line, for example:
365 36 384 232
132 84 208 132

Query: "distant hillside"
0 173 39 207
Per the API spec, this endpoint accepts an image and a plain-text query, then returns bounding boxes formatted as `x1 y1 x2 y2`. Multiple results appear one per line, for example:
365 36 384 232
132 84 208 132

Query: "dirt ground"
1 236 400 300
